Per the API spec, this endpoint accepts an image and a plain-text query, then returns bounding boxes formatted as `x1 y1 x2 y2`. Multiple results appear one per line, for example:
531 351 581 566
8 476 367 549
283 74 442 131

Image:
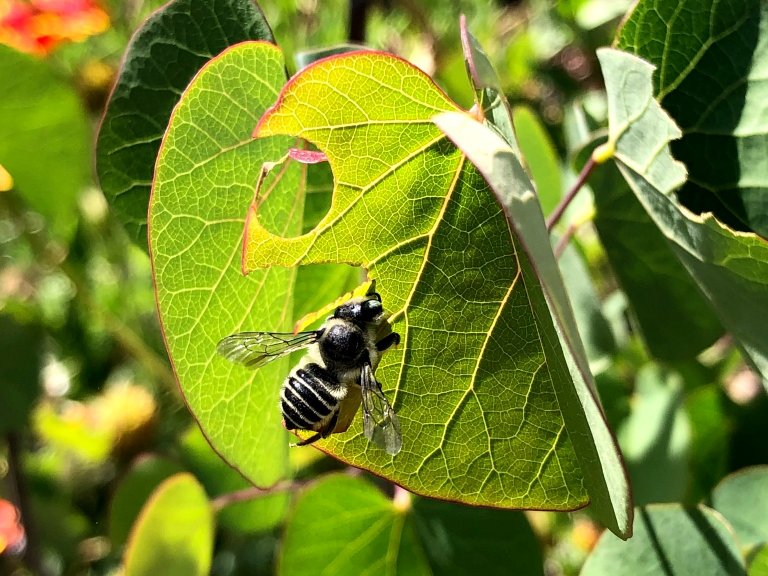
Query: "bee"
216 284 402 456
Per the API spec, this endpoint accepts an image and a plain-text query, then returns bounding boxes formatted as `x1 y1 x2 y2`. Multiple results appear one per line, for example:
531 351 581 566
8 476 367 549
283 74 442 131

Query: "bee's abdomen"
281 364 339 431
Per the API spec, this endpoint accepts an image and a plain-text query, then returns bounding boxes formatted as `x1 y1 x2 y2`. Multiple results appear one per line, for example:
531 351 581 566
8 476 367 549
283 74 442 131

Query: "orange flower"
0 0 109 55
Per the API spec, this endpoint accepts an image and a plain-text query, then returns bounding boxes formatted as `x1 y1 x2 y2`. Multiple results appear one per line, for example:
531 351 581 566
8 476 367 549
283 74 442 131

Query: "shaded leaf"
617 0 768 237
123 473 213 576
581 504 745 576
711 466 768 551
97 0 275 248
149 42 299 487
0 313 42 435
0 45 89 240
280 474 543 576
434 111 631 538
245 51 587 511
586 152 723 361
598 47 768 386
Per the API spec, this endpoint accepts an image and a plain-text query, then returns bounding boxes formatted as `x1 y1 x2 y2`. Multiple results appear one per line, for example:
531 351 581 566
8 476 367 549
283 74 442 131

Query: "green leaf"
0 313 42 435
245 52 588 512
712 466 768 551
180 426 289 534
123 473 213 576
97 0 275 248
582 505 745 576
109 455 184 549
150 42 299 487
685 385 729 501
513 106 563 215
597 47 768 386
750 545 768 576
616 0 768 237
0 45 89 240
279 474 543 576
586 153 723 361
433 111 631 537
617 365 690 505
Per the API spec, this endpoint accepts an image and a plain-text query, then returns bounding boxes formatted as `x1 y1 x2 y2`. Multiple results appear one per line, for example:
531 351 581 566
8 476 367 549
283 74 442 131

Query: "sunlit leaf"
597 47 768 386
245 51 588 513
513 105 562 215
97 0 275 248
123 473 213 576
149 42 299 487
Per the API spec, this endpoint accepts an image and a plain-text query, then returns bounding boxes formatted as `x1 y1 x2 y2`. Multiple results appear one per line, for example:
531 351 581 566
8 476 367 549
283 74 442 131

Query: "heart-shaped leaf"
243 51 588 512
149 42 300 487
617 0 768 238
597 47 768 386
279 474 543 576
97 0 275 248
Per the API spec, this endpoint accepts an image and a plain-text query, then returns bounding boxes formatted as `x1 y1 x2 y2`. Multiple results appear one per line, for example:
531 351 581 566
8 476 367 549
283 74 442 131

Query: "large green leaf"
149 42 299 487
711 466 768 552
597 47 768 386
279 474 543 576
123 473 213 576
0 45 89 240
244 51 588 512
617 0 768 238
581 505 745 576
433 112 631 537
97 0 274 248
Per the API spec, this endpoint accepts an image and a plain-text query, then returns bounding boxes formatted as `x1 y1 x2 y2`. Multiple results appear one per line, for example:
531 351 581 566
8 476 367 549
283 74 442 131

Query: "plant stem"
546 155 596 232
6 433 47 576
210 479 298 512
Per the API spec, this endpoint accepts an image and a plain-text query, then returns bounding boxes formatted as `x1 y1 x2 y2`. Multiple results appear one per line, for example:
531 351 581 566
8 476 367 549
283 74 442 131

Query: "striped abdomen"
280 363 343 431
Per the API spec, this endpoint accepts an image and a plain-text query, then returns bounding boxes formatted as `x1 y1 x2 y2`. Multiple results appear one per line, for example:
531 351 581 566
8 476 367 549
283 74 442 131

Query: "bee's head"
333 293 383 324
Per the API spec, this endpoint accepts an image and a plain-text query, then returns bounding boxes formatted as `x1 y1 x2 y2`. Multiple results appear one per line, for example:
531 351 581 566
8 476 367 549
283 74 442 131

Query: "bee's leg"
375 332 401 352
294 410 339 447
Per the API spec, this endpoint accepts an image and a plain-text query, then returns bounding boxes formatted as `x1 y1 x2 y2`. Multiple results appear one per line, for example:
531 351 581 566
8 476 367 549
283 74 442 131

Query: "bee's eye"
361 299 383 321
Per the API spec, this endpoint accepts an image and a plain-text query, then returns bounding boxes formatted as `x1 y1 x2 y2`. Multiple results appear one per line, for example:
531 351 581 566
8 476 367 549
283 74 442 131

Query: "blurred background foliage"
0 0 766 575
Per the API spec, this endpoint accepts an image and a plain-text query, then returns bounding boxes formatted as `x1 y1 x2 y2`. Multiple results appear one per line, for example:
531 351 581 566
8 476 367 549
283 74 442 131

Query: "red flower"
0 0 109 55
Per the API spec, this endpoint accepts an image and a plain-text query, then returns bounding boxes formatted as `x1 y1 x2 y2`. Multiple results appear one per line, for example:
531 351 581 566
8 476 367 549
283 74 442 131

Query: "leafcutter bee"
217 284 402 456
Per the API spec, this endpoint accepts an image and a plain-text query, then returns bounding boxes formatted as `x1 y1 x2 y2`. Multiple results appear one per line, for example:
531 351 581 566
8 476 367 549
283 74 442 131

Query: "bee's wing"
360 363 402 456
216 331 318 369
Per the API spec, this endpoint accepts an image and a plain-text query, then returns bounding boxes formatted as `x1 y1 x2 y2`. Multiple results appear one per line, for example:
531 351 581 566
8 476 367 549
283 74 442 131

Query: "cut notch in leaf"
245 50 590 512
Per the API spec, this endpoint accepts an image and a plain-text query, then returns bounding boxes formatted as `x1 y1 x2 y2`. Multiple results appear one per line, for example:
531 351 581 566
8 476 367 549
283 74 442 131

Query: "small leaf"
150 42 299 487
109 456 184 549
617 365 690 505
513 106 562 215
0 313 42 435
0 45 89 239
279 474 543 576
617 0 768 237
246 51 588 512
123 473 213 576
712 466 768 551
598 47 768 386
97 0 275 248
582 505 745 576
750 545 768 576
